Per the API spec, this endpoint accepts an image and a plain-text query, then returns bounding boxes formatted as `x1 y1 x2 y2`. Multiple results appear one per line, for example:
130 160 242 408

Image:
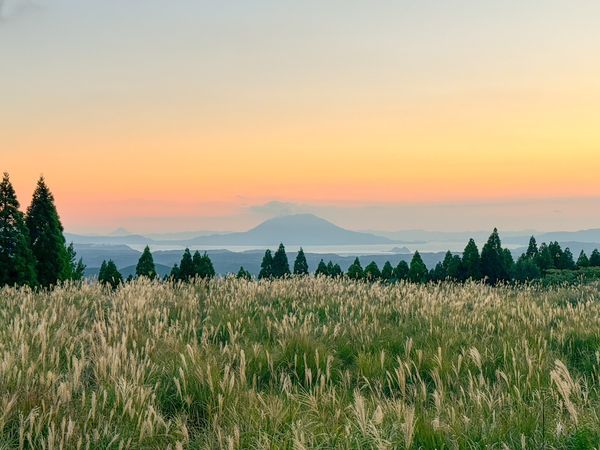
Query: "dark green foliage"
559 247 576 270
236 266 252 280
442 251 463 281
536 243 554 271
0 173 37 286
548 241 565 269
272 243 290 278
462 239 481 280
363 261 381 281
178 248 195 281
589 249 600 267
381 261 394 281
169 264 181 280
330 263 343 278
315 259 329 276
26 177 69 287
526 236 538 258
393 260 409 281
65 242 86 281
193 251 215 279
409 251 428 283
293 248 309 275
346 257 364 280
577 251 590 268
98 259 122 288
136 246 157 279
514 256 542 282
258 250 273 279
430 262 446 282
480 228 511 285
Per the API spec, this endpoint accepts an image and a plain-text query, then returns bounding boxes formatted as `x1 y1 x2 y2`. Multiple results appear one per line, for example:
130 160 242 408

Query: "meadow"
0 278 599 449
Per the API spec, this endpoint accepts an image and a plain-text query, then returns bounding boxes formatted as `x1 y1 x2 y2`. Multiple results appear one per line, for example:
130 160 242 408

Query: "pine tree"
381 261 394 281
315 259 329 277
442 251 462 281
526 236 539 258
26 177 69 287
236 266 252 280
136 246 157 279
192 251 203 277
347 257 364 280
514 255 541 282
536 243 554 271
559 248 576 271
65 242 86 281
364 261 381 281
258 250 273 279
0 173 37 286
576 250 589 269
548 242 564 269
98 259 122 289
430 262 446 282
409 251 428 283
169 264 181 281
480 228 510 285
272 243 290 278
179 248 195 281
293 248 309 275
330 263 343 278
589 249 600 267
462 239 481 280
393 260 410 281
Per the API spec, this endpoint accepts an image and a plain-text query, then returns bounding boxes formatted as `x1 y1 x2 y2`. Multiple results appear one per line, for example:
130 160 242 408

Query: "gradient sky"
2 1 600 233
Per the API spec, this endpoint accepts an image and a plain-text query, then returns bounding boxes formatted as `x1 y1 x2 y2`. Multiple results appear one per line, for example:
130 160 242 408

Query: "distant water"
128 241 523 255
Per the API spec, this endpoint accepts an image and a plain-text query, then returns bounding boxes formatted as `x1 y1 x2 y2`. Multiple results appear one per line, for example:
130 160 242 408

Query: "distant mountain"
537 229 600 244
184 214 393 245
65 233 155 245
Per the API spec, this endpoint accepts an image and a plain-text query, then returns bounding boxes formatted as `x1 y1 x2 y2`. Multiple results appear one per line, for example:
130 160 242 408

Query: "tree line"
3 173 600 288
0 174 85 288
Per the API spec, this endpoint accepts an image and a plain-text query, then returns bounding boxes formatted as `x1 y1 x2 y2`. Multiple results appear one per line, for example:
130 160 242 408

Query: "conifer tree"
293 248 309 275
98 259 122 289
136 246 157 279
178 248 195 281
381 261 394 281
330 263 343 278
192 251 203 277
589 249 600 267
576 250 589 268
0 173 37 286
559 248 576 270
536 243 554 271
408 251 428 283
514 255 541 282
272 243 290 278
236 266 252 280
347 257 364 280
393 260 410 281
315 259 329 277
526 236 539 258
65 242 86 281
364 261 381 281
258 250 273 279
430 262 445 282
26 177 69 287
169 264 181 281
462 239 481 280
480 228 510 285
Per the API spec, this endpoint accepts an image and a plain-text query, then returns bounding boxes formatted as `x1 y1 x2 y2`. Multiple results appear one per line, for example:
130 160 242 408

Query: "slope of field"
0 279 599 448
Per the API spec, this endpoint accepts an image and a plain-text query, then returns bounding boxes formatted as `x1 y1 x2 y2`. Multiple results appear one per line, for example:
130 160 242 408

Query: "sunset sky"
2 1 599 233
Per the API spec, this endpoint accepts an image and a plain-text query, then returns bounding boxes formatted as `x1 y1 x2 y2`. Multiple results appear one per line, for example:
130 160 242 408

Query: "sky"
2 0 600 233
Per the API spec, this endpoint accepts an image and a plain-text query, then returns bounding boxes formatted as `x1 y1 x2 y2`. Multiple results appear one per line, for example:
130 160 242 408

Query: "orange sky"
2 1 600 232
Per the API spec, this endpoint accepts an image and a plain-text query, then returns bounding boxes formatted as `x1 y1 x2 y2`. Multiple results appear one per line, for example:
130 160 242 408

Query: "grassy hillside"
1 278 599 448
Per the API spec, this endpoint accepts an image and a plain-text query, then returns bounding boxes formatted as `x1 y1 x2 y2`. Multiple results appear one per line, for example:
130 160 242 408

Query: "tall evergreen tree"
136 246 157 279
409 251 428 283
381 261 394 281
364 261 381 281
315 259 329 277
200 252 216 278
536 243 554 271
589 249 600 267
98 259 122 289
0 173 37 286
526 236 539 258
330 263 343 278
576 250 590 269
293 248 309 275
480 228 510 285
347 257 364 280
258 250 273 279
559 248 576 271
462 239 481 280
272 243 290 278
65 242 86 281
393 260 410 281
169 264 181 281
26 177 69 287
178 248 195 281
548 242 564 269
514 255 541 282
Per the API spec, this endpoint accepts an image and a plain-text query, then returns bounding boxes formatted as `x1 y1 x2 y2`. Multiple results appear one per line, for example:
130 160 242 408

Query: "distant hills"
67 214 393 246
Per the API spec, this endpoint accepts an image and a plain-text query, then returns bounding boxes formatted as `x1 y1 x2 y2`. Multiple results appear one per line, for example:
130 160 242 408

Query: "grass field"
1 278 600 449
